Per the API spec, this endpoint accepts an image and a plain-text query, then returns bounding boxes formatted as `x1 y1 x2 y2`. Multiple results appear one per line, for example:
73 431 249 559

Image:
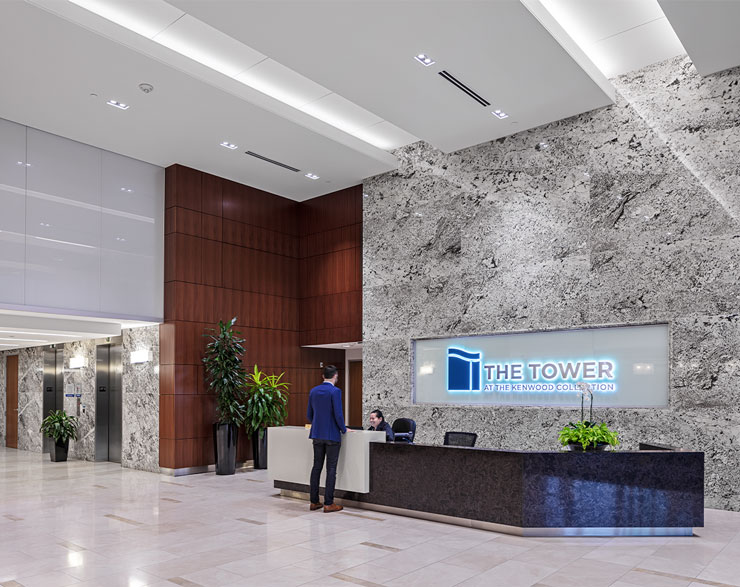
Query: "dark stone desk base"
275 443 704 537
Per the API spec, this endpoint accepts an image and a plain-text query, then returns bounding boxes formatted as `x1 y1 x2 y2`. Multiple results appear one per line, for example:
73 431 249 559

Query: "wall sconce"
130 349 153 364
68 356 86 369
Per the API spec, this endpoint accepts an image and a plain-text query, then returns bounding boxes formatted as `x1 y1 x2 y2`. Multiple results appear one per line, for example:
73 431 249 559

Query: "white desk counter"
267 426 385 493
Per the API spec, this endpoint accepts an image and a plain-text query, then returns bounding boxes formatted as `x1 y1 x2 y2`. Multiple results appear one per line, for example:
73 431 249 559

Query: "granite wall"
17 347 44 452
122 325 159 472
362 56 740 511
63 339 97 460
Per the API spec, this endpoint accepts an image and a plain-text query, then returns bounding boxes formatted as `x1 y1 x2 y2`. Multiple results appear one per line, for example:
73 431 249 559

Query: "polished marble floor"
1 447 740 587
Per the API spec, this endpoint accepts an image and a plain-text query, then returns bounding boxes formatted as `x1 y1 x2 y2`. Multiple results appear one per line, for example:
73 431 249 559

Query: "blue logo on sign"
447 347 482 393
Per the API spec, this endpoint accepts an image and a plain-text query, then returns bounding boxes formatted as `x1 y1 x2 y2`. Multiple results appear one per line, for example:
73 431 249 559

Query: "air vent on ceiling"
245 151 300 173
438 70 490 107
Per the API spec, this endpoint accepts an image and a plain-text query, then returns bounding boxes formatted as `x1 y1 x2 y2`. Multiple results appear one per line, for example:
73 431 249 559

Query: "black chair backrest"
444 431 477 447
391 418 416 442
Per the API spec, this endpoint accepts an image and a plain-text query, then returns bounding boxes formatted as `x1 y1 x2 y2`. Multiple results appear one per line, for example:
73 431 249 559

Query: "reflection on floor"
1 447 740 587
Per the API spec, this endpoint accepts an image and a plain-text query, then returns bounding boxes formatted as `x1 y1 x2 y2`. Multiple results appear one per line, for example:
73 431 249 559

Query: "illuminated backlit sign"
414 324 668 407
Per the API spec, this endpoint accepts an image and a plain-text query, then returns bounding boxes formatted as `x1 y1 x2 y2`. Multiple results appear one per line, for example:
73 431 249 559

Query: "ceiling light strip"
438 70 491 107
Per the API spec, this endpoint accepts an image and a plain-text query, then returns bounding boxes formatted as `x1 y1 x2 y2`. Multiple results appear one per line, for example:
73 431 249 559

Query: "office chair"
391 418 416 443
443 431 477 447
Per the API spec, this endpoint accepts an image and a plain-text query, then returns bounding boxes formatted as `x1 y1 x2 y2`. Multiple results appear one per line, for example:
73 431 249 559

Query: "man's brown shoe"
310 502 323 511
323 504 343 513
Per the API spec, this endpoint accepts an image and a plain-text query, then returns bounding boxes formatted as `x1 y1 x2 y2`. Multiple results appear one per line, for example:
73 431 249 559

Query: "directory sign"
413 324 669 407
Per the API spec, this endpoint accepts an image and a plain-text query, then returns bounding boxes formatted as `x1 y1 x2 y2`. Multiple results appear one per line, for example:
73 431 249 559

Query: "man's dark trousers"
310 439 341 505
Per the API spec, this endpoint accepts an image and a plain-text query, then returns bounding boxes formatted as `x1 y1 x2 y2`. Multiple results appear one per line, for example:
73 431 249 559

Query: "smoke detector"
138 83 154 94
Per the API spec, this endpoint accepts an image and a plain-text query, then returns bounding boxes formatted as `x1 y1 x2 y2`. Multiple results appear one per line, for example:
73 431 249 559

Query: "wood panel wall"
161 165 360 470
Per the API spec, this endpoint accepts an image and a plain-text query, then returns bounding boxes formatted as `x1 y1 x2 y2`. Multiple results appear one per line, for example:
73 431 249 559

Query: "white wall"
0 118 164 321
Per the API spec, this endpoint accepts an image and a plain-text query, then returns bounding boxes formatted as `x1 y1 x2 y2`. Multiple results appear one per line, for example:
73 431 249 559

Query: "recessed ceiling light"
16 161 31 167
115 237 126 242
39 222 50 227
492 110 509 119
107 99 129 110
220 141 238 150
414 53 435 67
120 187 133 192
305 173 320 180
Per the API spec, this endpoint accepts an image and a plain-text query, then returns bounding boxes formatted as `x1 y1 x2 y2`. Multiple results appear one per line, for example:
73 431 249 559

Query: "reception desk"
267 426 385 493
273 441 704 537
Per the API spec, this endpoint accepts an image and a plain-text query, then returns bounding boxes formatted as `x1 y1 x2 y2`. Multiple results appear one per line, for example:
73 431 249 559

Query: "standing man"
307 365 347 512
368 409 395 441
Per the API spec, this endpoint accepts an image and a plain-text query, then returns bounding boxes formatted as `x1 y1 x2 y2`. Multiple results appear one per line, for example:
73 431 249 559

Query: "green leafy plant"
559 421 619 451
39 410 79 443
558 382 619 451
244 364 289 437
203 317 248 426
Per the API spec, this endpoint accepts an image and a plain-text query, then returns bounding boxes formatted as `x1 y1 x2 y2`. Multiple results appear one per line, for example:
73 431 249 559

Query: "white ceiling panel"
152 14 267 78
235 59 331 109
68 0 184 39
659 0 740 76
589 16 686 78
170 0 615 153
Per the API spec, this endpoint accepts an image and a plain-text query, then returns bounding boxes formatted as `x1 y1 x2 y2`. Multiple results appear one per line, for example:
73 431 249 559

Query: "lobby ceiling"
0 0 735 202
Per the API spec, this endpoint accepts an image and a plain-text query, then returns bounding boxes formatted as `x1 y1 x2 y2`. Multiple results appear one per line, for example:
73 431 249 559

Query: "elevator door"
42 346 64 453
95 344 122 462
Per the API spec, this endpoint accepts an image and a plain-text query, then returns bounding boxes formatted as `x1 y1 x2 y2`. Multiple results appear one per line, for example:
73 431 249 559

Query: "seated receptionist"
368 409 395 441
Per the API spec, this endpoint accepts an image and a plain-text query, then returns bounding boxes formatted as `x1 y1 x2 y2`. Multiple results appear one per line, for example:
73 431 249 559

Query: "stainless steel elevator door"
108 344 122 463
95 344 122 463
42 346 64 454
95 345 109 461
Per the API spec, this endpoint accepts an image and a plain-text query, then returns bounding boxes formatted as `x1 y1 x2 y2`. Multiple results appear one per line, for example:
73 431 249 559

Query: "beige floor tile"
582 544 659 567
695 552 740 585
384 561 479 587
457 559 559 587
637 555 708 579
538 557 632 586
617 570 693 587
12 571 79 587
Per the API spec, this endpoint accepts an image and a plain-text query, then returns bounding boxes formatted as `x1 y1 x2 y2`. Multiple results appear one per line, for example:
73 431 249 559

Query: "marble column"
122 326 159 472
17 347 44 452
63 340 97 460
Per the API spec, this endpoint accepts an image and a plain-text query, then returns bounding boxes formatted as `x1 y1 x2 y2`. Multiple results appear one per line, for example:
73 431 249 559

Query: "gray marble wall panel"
363 56 740 511
64 340 97 461
121 326 159 473
17 347 43 452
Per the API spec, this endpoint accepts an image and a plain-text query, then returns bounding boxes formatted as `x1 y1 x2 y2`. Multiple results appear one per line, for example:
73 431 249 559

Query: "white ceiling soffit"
2 1 399 201
168 0 615 154
658 0 740 76
29 0 416 152
534 0 685 79
0 310 123 350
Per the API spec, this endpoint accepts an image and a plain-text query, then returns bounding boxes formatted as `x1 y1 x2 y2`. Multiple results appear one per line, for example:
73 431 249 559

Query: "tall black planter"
252 428 268 469
214 422 238 475
50 438 69 462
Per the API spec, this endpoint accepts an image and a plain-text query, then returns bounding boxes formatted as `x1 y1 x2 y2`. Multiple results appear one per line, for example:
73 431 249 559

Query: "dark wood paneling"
201 173 223 217
166 164 202 211
163 165 361 469
6 354 18 448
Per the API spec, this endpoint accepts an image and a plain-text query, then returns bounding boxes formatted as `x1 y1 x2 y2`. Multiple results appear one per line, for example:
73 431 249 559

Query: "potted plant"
244 364 289 469
203 317 248 475
39 410 79 462
558 382 619 451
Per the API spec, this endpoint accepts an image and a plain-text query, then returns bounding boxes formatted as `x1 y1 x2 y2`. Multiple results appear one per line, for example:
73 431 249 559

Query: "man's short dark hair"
370 409 384 421
323 365 338 379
